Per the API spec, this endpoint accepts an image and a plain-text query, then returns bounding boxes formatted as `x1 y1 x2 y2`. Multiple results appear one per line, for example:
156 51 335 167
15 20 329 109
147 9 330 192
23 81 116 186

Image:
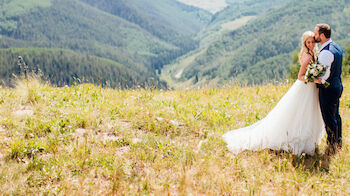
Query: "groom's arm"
318 50 334 84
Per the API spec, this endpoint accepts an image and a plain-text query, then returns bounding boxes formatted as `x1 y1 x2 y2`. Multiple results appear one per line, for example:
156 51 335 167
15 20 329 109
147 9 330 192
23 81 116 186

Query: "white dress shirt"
318 39 334 84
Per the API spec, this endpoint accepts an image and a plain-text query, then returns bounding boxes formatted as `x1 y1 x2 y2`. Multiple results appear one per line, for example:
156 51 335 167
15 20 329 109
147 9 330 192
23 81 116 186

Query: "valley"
0 0 350 89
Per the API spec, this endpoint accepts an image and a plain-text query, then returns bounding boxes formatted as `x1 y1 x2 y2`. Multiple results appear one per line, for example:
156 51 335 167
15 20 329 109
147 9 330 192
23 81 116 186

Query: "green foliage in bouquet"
304 60 328 87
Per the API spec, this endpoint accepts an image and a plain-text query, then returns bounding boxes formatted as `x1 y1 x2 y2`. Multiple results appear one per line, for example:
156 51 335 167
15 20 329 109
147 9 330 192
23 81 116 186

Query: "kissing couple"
223 24 343 156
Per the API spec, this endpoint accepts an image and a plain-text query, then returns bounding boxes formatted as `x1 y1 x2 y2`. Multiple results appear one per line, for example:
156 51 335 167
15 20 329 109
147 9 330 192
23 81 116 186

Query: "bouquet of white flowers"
304 60 330 87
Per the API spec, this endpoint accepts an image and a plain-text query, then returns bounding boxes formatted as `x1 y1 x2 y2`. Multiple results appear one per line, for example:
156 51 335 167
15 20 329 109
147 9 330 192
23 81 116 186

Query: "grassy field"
0 77 349 194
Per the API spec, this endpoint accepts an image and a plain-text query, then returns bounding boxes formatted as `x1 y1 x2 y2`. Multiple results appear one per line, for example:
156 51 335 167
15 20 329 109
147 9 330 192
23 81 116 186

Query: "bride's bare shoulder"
300 52 313 60
300 52 313 64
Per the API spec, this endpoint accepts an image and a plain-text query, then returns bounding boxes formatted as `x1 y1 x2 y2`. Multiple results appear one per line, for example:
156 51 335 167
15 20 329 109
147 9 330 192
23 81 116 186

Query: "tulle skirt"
222 80 325 155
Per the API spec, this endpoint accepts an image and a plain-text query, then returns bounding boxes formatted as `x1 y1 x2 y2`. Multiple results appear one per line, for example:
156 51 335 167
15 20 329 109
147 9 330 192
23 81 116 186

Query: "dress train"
222 80 325 155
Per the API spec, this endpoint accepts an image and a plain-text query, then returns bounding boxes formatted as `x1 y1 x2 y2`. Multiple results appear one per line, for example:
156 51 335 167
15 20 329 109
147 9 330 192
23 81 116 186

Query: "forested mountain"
0 48 156 88
2 0 349 89
198 0 288 44
0 0 211 88
81 0 211 44
162 0 350 87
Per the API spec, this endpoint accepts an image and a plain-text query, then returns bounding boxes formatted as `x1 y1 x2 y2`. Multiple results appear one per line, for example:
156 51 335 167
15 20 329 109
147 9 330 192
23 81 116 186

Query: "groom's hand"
315 78 322 84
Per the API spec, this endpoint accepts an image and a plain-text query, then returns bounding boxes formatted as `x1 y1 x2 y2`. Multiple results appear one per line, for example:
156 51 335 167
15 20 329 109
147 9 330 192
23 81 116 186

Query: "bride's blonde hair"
299 31 317 61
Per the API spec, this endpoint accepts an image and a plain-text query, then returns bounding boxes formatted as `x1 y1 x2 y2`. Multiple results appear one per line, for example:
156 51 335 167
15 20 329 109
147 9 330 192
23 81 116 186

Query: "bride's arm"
297 53 313 82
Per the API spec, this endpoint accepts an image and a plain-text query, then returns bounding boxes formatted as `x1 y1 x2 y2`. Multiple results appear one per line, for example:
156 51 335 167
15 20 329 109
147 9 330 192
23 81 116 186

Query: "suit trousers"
319 85 343 147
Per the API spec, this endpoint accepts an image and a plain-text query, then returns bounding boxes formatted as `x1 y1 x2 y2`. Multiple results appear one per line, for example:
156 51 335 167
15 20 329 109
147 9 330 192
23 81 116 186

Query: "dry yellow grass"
0 78 349 195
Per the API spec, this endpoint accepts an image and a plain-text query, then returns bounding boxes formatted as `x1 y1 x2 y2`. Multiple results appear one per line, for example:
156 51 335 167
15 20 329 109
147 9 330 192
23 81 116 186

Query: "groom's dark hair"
316 24 331 38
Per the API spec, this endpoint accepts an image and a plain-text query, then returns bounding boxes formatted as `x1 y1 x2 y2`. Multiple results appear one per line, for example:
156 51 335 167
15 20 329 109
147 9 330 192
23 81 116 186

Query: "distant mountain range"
1 0 349 89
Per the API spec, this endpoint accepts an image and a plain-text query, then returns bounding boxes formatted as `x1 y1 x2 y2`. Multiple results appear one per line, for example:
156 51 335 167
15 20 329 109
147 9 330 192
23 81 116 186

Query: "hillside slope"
163 0 350 88
0 0 211 87
161 0 291 88
0 48 157 88
81 0 211 39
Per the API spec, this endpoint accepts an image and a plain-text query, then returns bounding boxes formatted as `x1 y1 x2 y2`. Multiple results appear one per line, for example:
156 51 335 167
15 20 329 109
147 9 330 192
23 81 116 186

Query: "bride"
222 31 325 155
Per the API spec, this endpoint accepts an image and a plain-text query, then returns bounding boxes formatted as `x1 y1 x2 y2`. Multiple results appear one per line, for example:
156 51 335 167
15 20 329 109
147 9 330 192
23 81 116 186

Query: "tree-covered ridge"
0 48 161 88
0 0 211 88
77 0 197 64
198 0 289 43
167 0 350 87
81 0 211 37
0 0 168 80
0 0 51 33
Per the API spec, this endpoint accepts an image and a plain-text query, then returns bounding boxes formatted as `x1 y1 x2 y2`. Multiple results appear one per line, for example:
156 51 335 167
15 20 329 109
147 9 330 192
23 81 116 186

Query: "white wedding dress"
222 80 325 155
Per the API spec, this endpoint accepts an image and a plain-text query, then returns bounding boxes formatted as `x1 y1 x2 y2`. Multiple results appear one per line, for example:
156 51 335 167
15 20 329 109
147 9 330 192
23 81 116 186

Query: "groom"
314 24 343 153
